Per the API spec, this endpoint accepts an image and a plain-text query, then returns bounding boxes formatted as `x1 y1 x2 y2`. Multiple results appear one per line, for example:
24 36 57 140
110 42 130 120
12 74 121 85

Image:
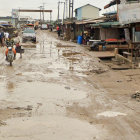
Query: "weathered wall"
77 8 82 20
118 3 140 24
120 0 127 4
82 5 99 20
100 28 120 40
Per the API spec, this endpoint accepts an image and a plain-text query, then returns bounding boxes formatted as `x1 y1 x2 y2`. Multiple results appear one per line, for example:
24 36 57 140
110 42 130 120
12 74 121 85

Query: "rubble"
131 91 140 102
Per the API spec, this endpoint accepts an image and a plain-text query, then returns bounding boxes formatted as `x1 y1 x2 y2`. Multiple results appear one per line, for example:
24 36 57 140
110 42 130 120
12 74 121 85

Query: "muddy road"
0 30 139 140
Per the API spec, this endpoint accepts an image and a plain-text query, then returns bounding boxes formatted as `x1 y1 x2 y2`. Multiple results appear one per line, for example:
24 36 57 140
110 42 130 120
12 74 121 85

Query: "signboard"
118 3 140 24
12 9 19 18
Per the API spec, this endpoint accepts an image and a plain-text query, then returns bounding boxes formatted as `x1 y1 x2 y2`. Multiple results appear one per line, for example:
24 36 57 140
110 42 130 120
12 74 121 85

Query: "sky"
0 0 114 20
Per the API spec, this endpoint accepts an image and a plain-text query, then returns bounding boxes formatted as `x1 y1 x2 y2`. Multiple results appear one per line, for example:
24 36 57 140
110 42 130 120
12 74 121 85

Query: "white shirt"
4 32 9 39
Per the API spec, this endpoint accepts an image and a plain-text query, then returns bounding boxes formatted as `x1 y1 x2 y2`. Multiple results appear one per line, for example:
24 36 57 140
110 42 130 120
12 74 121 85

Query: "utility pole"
63 2 66 23
50 12 52 23
72 0 74 19
60 2 65 24
65 0 68 19
42 3 45 23
39 6 43 23
58 1 60 22
69 0 74 19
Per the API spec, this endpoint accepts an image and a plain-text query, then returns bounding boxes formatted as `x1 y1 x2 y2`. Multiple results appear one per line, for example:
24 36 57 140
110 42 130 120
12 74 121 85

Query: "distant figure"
57 26 60 37
4 32 9 40
0 29 5 47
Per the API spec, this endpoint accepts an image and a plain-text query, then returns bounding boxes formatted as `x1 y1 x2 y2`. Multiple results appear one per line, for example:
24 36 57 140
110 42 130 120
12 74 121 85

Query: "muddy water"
0 31 105 140
0 31 139 140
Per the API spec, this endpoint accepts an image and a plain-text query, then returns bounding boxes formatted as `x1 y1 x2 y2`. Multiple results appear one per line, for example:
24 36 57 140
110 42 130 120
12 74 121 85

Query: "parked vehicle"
41 24 48 30
22 28 36 43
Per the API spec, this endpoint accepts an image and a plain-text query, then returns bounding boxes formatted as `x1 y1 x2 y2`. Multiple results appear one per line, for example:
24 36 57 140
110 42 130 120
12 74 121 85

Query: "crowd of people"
0 29 9 47
0 28 22 60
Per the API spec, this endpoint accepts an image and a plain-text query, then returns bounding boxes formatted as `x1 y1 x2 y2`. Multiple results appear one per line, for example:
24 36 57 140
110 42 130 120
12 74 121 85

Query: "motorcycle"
7 47 14 66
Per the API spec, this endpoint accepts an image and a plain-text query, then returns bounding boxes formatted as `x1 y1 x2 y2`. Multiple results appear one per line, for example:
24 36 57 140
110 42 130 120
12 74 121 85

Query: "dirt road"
0 30 139 140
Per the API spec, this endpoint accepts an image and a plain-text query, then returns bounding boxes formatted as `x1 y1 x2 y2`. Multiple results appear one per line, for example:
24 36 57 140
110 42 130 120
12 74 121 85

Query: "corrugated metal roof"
75 19 104 25
0 25 6 28
91 22 123 28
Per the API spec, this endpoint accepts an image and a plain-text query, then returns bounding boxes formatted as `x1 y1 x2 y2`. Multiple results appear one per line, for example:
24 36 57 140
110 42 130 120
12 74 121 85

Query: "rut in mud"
0 30 139 140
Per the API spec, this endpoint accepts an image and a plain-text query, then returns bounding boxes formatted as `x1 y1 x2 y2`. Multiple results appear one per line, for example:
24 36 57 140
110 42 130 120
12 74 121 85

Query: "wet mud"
0 30 140 140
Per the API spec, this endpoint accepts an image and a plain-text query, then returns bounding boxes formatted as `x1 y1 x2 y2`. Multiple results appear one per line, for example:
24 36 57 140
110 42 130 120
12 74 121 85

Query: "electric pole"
65 0 68 19
69 0 74 20
42 3 45 23
39 6 43 23
60 2 65 24
58 1 60 22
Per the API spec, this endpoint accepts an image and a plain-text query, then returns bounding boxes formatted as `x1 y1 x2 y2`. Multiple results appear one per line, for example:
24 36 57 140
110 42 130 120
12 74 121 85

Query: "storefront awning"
75 19 104 25
91 22 123 28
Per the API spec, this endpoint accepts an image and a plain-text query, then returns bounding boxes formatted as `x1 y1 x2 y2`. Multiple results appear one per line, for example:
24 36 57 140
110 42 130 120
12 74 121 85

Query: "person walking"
57 26 61 37
4 32 9 40
0 29 5 47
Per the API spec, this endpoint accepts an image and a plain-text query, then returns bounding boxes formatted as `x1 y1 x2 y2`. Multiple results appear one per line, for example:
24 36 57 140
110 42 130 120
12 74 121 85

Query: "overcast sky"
0 0 114 20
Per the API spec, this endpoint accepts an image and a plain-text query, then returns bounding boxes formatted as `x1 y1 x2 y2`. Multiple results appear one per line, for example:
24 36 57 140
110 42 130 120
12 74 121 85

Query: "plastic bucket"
77 36 82 44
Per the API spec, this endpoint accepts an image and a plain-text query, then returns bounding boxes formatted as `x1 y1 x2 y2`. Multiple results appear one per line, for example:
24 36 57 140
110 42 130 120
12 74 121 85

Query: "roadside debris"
0 120 6 126
131 91 140 102
65 86 71 90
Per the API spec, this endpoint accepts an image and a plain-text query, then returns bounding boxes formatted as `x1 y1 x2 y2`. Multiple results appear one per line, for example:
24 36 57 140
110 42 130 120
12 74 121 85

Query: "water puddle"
63 52 81 57
57 43 75 48
22 71 60 78
97 111 127 117
0 82 87 106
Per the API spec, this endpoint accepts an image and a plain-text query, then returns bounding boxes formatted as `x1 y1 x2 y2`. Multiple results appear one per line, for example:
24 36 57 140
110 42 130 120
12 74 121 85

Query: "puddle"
22 71 59 78
6 82 15 92
0 75 6 78
0 116 102 140
67 57 80 62
63 52 81 57
57 43 75 48
97 111 127 117
1 82 87 106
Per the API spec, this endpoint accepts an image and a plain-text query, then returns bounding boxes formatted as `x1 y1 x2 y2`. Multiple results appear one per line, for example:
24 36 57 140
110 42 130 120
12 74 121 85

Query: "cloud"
0 0 112 20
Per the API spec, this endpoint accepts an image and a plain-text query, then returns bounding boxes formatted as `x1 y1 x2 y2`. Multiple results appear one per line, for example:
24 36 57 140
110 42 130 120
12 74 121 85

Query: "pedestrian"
0 29 5 47
4 31 9 41
57 26 61 37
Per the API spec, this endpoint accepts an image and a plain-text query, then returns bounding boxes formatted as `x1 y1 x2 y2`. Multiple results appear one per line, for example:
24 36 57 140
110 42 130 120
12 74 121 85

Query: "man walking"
0 29 5 47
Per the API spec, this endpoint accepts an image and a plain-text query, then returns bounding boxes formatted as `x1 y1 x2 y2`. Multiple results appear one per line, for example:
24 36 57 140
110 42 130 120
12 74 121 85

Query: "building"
75 4 101 21
0 16 18 27
118 0 140 24
104 0 140 65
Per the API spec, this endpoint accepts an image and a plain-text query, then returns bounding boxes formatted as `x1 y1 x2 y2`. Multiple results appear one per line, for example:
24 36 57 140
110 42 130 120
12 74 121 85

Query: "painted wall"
0 17 18 27
118 3 140 24
77 8 82 20
100 28 120 40
82 5 99 20
76 5 100 20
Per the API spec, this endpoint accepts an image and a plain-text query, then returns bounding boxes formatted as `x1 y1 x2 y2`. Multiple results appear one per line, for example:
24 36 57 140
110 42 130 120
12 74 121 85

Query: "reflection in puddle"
57 43 76 48
6 82 15 92
22 71 59 78
1 82 88 106
63 52 81 57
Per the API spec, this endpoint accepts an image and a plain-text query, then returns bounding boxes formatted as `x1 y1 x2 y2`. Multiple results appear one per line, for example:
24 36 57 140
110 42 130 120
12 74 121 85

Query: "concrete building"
75 4 101 21
0 16 18 27
118 0 140 24
118 0 140 42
